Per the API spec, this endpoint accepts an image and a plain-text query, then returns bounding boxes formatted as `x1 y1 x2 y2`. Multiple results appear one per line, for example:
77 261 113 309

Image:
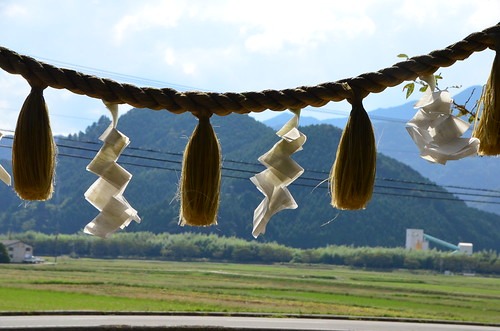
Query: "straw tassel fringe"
179 113 221 227
12 83 56 200
330 86 376 210
473 48 500 155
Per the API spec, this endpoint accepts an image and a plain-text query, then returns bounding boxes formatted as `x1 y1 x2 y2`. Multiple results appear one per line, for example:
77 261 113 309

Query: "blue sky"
0 0 499 135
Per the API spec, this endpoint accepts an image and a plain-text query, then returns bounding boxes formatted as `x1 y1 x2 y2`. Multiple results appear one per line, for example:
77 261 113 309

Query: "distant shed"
0 240 33 263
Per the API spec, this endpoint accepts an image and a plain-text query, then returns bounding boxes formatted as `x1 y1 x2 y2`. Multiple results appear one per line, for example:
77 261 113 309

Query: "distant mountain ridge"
0 99 498 251
264 86 480 129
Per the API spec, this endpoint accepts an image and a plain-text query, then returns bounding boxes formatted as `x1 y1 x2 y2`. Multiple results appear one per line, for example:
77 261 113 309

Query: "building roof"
0 240 29 247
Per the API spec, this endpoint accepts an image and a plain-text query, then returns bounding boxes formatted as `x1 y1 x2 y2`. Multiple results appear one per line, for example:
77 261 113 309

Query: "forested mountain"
0 107 499 251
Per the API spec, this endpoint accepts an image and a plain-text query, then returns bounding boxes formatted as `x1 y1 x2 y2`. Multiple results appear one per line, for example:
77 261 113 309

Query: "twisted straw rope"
0 23 499 116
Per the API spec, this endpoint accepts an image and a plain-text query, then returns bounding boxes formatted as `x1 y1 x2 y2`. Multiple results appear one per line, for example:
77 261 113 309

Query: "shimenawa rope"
0 23 498 117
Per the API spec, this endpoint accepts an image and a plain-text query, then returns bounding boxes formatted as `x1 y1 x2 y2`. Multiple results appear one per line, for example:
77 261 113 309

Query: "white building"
458 242 474 255
1 240 33 263
405 229 429 251
405 229 473 255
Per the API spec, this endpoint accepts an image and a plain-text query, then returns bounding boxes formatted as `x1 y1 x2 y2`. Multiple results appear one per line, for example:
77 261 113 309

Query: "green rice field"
0 258 499 324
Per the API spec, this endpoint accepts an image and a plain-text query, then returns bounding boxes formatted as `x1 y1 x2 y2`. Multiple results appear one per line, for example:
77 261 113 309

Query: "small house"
0 240 33 263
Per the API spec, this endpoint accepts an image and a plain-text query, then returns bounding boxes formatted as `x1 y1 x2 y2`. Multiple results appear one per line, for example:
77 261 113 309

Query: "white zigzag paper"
0 132 11 185
406 76 479 164
84 103 140 238
250 109 306 238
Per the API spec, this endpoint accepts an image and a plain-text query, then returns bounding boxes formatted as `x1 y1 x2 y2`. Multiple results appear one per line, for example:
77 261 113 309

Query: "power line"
28 134 500 194
378 177 500 194
1 141 499 205
25 54 212 92
52 151 500 205
60 136 500 192
374 184 500 199
51 143 500 198
2 133 499 199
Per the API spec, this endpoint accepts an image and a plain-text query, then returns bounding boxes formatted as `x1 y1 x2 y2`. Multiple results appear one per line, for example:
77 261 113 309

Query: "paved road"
0 315 499 330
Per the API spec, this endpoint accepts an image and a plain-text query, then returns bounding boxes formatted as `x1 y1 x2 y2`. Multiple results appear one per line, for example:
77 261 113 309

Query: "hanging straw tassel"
472 47 500 155
179 111 221 226
12 81 56 200
330 84 376 210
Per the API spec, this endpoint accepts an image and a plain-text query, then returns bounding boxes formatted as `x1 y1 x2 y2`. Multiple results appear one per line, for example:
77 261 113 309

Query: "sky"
0 0 499 135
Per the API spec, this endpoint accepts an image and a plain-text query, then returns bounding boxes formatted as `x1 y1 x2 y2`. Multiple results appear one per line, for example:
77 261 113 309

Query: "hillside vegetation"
0 108 499 250
4 231 499 274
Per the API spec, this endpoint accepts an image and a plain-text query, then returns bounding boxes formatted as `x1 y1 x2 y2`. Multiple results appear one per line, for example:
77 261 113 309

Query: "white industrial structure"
457 242 473 255
405 229 473 255
405 229 428 251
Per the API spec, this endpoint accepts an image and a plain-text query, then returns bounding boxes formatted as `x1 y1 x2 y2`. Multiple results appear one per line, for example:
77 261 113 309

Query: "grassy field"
0 258 499 324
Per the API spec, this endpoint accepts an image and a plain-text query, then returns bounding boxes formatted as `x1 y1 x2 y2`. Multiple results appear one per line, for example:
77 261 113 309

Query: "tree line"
1 231 499 274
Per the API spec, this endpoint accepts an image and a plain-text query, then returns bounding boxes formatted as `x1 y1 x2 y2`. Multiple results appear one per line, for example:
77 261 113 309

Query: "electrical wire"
51 136 500 195
51 152 500 205
24 54 212 92
1 139 499 205
2 133 499 197
6 132 495 193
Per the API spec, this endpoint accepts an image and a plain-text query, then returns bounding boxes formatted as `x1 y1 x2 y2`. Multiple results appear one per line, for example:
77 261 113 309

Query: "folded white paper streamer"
84 103 140 238
0 132 11 185
406 78 479 164
250 109 306 238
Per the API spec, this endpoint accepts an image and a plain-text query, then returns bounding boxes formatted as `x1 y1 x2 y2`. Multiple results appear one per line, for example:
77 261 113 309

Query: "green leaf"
403 83 415 99
419 85 428 93
397 53 409 60
435 74 443 80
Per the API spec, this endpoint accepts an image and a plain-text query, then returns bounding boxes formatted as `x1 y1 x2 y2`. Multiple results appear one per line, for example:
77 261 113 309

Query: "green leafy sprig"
398 53 478 122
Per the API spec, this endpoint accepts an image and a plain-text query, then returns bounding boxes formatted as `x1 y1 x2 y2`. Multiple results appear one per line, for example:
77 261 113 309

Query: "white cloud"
113 15 139 44
466 0 500 31
164 48 176 66
182 63 196 75
1 3 28 18
171 46 241 82
393 0 449 26
209 0 377 54
393 0 499 32
111 0 376 53
112 0 186 44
